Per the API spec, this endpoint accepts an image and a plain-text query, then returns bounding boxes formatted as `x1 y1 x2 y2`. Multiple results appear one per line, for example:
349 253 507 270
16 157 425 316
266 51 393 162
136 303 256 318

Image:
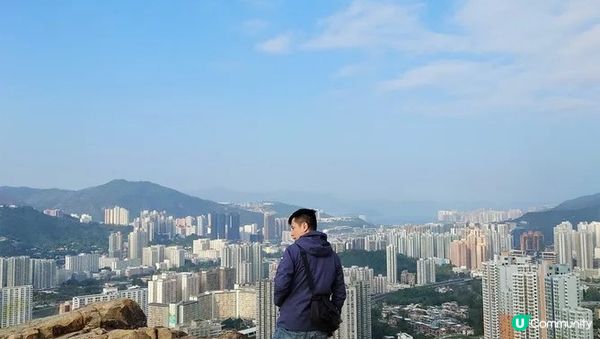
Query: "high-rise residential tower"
386 245 397 284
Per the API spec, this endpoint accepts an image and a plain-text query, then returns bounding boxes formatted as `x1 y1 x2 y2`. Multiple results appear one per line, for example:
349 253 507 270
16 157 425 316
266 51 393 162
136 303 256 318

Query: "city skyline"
1 203 599 336
2 1 600 211
0 178 544 224
1 1 600 337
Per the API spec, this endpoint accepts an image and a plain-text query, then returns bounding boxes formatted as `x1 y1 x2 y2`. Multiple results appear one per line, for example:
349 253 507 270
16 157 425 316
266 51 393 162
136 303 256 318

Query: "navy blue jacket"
274 231 346 331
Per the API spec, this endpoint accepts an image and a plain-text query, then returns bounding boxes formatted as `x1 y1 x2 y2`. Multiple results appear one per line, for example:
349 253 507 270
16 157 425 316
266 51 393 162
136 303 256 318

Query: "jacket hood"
295 231 333 257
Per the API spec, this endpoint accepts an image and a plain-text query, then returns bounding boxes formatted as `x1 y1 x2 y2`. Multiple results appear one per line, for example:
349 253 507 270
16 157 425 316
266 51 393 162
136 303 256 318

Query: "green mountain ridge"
553 192 600 211
0 179 263 225
0 206 122 256
0 180 369 228
516 192 600 243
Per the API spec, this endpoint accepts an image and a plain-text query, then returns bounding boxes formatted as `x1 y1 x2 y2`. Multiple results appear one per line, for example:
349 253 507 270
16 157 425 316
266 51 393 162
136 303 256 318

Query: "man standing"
273 208 346 339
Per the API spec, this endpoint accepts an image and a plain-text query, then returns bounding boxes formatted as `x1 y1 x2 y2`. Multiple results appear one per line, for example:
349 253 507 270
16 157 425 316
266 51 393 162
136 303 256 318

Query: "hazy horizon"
2 1 600 214
0 178 567 224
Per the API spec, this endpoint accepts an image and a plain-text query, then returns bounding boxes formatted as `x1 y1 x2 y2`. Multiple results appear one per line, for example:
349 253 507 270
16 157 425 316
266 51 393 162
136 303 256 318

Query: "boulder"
0 299 146 339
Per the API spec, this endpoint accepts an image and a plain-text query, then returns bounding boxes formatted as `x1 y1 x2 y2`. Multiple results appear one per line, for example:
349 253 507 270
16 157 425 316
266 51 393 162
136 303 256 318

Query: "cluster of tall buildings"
107 207 294 246
110 229 190 273
0 256 58 290
350 221 597 339
147 269 235 305
131 210 247 242
374 224 511 286
329 226 455 255
0 249 175 329
262 213 288 243
65 267 241 332
344 266 387 295
65 253 100 274
554 221 600 270
437 209 524 223
133 210 175 241
220 243 264 285
520 231 545 252
385 244 436 287
147 285 255 330
107 235 267 288
482 253 593 339
15 199 600 339
103 206 129 226
0 256 57 328
332 224 508 292
449 224 513 270
207 213 241 241
192 238 227 260
0 254 111 289
332 228 460 259
142 245 185 270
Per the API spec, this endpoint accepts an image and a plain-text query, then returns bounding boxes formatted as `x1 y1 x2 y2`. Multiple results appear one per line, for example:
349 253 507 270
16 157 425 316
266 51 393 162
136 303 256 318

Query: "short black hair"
288 208 318 231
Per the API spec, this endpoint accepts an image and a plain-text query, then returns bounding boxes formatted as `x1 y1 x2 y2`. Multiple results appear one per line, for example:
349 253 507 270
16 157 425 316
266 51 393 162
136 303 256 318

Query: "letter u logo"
512 314 530 332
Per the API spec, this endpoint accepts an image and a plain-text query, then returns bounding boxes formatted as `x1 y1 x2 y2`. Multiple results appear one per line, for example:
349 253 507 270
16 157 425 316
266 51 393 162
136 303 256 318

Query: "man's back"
274 231 346 332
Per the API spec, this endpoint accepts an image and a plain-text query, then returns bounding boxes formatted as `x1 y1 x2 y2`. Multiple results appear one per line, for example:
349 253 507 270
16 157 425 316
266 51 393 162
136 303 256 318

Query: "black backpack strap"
296 244 316 294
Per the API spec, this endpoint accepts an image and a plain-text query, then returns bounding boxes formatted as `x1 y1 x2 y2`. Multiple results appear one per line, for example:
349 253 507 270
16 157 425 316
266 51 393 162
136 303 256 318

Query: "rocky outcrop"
0 298 253 339
0 299 188 339
60 327 189 339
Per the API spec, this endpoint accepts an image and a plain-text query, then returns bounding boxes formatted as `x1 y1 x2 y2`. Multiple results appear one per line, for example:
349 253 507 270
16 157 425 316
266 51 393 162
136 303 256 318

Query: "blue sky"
1 0 600 211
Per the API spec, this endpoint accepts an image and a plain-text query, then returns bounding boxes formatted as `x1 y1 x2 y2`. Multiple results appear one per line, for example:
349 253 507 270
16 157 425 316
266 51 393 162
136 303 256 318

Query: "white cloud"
306 0 600 56
256 33 292 54
455 1 600 55
378 61 484 91
258 0 600 116
302 0 462 53
322 0 600 116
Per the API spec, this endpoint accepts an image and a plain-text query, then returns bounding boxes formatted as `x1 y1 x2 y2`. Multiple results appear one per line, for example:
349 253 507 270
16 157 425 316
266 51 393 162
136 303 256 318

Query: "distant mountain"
231 201 371 228
515 192 600 243
263 201 325 218
0 180 263 225
232 201 332 218
0 206 122 256
261 202 372 228
191 187 438 223
191 187 541 224
553 193 600 211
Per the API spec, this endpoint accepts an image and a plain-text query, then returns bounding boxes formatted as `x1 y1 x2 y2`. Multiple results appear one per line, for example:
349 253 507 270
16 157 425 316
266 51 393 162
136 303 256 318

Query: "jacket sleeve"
331 254 346 311
274 247 295 307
